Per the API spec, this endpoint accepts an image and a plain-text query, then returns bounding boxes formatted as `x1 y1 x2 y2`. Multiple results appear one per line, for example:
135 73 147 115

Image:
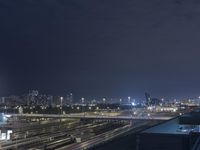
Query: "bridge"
8 113 172 121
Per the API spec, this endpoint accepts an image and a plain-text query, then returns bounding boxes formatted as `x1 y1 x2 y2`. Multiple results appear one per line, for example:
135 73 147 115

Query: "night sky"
1 0 200 100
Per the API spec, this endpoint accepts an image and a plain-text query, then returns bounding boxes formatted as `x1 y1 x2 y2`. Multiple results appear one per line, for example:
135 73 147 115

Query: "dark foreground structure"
137 111 200 150
92 121 159 150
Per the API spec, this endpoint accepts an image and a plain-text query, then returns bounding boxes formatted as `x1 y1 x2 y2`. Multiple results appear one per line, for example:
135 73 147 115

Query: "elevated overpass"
8 113 172 121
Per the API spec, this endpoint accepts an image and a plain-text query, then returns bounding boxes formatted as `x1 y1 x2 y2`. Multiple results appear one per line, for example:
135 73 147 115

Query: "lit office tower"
0 97 5 104
69 93 73 104
28 90 39 105
145 92 151 106
47 95 53 107
66 93 73 105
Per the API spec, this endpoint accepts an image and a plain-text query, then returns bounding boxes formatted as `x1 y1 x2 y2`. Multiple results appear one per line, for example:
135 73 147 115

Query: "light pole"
81 97 85 116
119 98 122 104
103 98 106 103
128 96 131 104
60 97 63 115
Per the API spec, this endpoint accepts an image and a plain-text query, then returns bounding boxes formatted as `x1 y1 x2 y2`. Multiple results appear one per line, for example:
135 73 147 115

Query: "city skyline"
1 1 200 150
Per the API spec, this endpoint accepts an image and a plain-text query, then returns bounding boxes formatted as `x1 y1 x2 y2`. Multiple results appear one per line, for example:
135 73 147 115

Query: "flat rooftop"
142 118 188 135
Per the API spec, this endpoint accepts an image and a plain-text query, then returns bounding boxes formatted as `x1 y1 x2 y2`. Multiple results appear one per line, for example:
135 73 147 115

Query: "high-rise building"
27 90 39 105
145 92 151 106
145 92 161 106
65 93 73 105
0 97 5 104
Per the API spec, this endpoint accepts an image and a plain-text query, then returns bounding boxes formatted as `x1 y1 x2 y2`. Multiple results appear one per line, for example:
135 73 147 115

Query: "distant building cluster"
0 91 199 113
0 90 73 107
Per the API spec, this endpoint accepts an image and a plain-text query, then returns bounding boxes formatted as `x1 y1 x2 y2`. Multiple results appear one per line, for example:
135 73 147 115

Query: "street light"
60 97 63 115
128 96 131 104
119 98 122 104
81 97 85 116
132 102 136 106
81 97 85 104
103 98 106 103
